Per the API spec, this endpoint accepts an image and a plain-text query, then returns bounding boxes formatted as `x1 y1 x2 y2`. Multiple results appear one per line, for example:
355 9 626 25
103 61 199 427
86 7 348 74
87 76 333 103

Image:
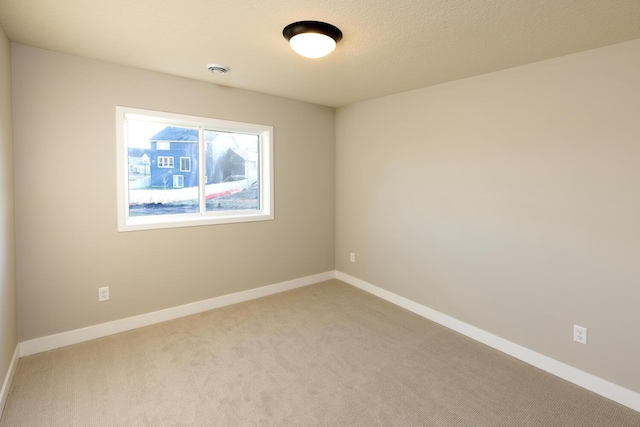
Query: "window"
157 156 174 168
116 106 273 231
180 157 191 172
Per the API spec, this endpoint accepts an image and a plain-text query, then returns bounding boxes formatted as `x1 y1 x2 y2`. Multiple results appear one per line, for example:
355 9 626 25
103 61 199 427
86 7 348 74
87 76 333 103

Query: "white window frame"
179 157 191 172
157 156 174 168
116 106 274 232
173 175 184 188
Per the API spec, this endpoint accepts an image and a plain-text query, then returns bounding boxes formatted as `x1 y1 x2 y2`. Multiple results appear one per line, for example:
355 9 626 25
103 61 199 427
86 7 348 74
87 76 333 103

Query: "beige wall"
0 27 17 384
336 39 640 393
8 33 640 399
12 44 335 341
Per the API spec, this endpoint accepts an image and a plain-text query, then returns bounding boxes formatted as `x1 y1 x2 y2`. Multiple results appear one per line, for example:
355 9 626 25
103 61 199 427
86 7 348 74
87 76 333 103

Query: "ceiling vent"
207 64 230 74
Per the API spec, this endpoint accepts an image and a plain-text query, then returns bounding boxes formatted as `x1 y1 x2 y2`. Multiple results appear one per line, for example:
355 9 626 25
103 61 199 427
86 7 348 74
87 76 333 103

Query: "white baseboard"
0 345 19 415
336 271 640 413
15 270 639 413
20 271 336 357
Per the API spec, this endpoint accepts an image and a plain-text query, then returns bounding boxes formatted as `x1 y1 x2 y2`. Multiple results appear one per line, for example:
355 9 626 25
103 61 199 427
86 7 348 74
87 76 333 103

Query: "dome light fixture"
283 21 343 59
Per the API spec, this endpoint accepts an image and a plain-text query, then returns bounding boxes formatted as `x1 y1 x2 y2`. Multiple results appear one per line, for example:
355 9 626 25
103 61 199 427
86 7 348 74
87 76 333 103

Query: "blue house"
143 126 247 189
148 127 199 188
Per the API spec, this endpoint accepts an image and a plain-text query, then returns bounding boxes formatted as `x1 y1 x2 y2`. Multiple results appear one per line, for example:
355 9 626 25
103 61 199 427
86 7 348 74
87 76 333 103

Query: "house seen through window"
116 107 273 231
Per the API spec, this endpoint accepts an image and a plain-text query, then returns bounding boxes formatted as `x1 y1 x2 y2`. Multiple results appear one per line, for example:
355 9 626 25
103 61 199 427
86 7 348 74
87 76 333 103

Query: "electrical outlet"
350 252 356 263
573 325 587 344
98 286 110 302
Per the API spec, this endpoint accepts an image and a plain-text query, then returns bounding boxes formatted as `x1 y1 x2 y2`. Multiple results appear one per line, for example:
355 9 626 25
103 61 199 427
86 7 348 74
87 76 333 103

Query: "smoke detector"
207 64 229 74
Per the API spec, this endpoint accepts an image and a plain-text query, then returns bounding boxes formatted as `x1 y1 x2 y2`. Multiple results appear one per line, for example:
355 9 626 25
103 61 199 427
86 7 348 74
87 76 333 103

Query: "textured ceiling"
0 0 638 107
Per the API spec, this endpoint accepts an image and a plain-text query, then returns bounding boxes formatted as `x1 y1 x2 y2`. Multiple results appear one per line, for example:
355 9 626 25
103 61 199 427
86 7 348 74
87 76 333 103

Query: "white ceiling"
1 0 638 107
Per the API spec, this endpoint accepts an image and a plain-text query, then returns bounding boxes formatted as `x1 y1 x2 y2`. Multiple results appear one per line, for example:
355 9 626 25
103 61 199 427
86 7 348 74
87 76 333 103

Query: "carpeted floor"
1 280 639 426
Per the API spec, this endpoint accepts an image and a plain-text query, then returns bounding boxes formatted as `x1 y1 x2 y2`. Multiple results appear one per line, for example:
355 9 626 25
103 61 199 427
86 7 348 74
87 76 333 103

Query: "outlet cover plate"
98 286 110 302
573 325 587 344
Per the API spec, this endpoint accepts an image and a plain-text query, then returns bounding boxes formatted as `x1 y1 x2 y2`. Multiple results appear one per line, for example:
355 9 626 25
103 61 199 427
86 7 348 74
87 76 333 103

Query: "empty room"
1 0 639 425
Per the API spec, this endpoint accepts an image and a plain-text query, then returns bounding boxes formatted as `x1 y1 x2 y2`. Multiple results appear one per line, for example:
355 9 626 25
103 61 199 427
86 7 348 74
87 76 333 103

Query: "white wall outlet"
573 324 587 344
350 252 356 263
98 286 110 302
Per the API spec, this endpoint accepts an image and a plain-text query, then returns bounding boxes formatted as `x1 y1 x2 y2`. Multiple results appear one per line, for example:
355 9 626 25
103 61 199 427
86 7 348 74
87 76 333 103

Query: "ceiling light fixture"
283 21 343 59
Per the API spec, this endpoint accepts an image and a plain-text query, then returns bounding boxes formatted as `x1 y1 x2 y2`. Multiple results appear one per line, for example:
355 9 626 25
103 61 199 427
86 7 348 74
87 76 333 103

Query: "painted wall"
12 44 335 341
0 26 17 390
336 40 640 393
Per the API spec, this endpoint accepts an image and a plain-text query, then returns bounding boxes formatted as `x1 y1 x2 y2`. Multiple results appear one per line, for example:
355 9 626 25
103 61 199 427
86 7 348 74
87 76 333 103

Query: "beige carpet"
1 280 639 426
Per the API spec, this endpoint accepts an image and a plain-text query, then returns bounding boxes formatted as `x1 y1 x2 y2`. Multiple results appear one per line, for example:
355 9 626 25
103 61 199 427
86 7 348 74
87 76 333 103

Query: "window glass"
126 122 199 216
204 130 260 212
117 107 273 231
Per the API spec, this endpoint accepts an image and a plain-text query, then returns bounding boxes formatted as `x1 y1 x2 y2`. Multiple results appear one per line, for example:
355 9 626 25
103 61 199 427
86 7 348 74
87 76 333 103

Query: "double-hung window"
116 106 273 231
180 157 191 172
